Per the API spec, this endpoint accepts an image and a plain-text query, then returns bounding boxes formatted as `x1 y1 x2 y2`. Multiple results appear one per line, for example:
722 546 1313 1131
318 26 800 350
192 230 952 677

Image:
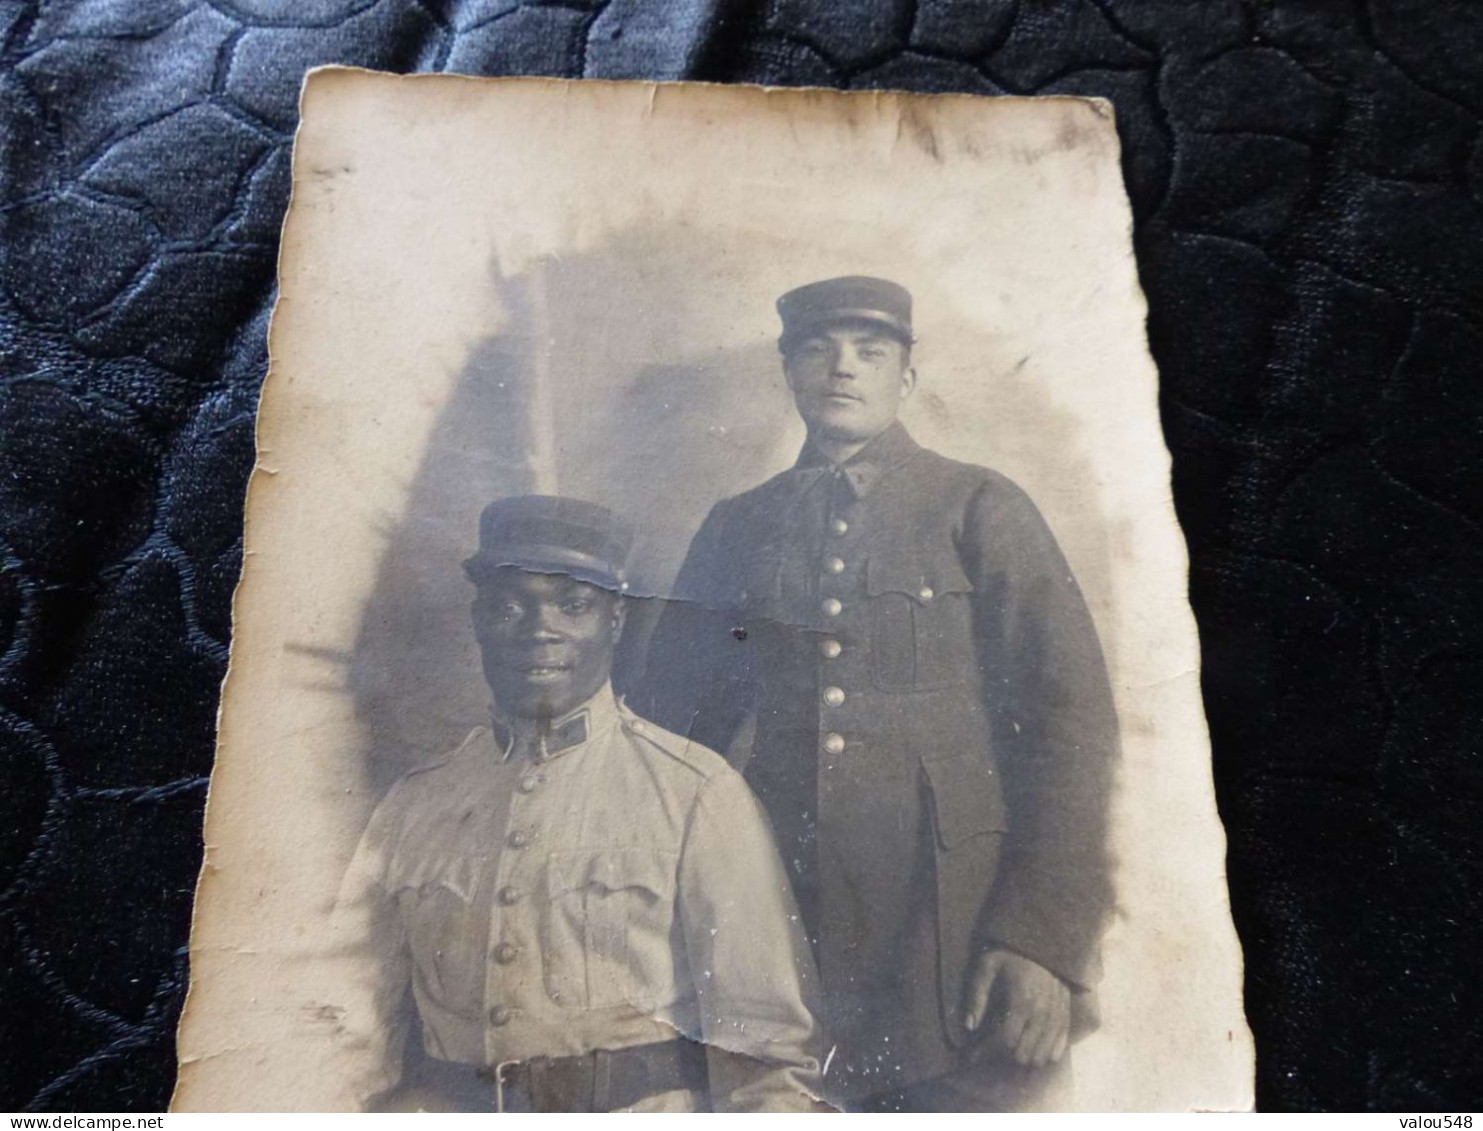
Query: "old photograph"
172 72 1252 1112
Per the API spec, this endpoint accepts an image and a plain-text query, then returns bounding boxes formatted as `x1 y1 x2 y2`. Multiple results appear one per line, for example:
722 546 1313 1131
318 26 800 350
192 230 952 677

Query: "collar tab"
793 421 920 499
488 684 618 762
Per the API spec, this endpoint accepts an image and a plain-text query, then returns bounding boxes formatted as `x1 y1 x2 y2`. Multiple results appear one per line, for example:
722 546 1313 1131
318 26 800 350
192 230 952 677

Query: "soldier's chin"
813 409 877 442
490 675 573 718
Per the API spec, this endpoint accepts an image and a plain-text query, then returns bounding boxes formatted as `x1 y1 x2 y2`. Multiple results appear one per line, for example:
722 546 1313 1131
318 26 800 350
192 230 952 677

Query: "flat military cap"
463 495 633 591
776 275 914 352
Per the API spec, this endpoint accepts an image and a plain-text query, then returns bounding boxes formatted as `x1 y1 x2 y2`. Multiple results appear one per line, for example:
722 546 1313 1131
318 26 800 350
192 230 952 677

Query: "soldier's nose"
836 346 867 371
519 611 566 641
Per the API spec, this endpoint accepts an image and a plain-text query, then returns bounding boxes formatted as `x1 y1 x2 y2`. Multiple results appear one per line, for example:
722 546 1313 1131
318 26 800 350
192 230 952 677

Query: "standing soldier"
641 277 1120 1111
333 495 826 1112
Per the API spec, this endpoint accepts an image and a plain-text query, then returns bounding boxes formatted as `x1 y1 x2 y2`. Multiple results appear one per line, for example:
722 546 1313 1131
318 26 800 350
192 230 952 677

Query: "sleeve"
961 476 1120 991
322 788 416 1110
677 769 830 1112
633 500 757 761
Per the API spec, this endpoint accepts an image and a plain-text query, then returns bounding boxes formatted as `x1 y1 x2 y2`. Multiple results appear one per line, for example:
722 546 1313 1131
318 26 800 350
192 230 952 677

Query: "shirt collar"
793 420 921 499
488 683 619 763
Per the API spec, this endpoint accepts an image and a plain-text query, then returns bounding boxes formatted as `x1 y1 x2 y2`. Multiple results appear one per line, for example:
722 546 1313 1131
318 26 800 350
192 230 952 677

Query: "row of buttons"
823 515 850 760
489 763 547 1029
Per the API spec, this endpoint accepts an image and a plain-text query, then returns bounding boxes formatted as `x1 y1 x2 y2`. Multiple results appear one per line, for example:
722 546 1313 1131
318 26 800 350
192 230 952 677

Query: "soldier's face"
471 568 625 721
784 323 915 444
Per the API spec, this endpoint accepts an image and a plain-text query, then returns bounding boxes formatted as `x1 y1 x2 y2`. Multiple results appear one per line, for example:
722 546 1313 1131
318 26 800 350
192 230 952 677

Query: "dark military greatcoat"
640 421 1119 1100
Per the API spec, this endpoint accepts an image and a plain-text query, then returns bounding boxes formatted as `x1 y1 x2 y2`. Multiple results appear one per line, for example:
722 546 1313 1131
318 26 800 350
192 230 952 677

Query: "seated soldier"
333 495 826 1112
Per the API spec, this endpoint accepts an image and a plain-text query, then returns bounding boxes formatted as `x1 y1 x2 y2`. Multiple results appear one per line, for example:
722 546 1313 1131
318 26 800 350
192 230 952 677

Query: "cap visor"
781 309 913 348
462 545 624 591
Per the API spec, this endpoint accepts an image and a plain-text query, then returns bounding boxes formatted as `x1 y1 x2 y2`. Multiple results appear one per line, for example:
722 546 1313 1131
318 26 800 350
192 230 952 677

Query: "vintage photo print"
172 72 1253 1112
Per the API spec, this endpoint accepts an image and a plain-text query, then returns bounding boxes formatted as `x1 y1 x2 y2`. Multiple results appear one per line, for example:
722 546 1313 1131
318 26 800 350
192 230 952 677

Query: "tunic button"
507 829 532 849
821 598 842 617
518 775 541 794
822 733 846 755
820 638 842 660
493 942 520 965
630 719 646 733
831 519 849 536
918 586 934 602
825 556 845 574
822 686 846 707
497 885 522 906
488 1004 514 1027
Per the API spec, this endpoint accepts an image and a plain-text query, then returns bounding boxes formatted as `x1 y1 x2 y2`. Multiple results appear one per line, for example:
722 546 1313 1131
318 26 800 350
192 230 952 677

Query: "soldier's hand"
963 948 1071 1068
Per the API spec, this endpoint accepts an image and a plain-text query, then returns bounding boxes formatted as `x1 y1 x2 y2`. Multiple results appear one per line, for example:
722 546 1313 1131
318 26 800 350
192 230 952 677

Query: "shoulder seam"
622 717 723 782
401 727 486 780
724 466 796 506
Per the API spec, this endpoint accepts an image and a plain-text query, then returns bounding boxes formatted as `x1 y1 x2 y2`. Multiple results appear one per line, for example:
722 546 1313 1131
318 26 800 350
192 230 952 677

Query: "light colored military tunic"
332 684 824 1111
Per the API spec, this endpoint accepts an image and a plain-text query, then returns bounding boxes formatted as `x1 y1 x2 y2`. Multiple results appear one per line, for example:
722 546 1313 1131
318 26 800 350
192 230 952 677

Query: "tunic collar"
487 683 620 763
792 420 922 499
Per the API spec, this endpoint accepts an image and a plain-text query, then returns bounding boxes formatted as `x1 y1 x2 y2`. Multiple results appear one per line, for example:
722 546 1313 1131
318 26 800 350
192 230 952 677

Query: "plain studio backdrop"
174 73 1251 1112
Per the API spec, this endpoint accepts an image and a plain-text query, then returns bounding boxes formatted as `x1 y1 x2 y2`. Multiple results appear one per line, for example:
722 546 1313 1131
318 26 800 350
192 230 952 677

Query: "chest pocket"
865 548 979 691
543 848 679 1012
388 851 487 1010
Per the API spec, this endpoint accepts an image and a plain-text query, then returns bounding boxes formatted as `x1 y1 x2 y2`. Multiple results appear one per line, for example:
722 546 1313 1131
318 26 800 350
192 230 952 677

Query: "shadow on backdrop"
336 227 1112 795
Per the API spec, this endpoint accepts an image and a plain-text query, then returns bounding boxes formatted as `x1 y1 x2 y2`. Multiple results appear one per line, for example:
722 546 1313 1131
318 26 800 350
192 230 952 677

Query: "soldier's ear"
610 597 628 640
781 354 801 393
900 365 918 400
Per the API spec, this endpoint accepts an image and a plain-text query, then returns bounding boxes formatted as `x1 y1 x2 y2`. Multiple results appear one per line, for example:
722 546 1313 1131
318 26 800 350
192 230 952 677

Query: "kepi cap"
463 495 633 592
777 276 914 352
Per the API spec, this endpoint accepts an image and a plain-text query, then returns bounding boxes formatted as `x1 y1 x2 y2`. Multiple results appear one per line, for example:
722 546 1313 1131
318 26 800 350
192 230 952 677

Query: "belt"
469 1039 709 1112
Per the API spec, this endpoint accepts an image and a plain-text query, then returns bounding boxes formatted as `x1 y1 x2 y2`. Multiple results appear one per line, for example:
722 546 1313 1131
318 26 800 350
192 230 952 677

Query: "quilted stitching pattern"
2 0 1481 1111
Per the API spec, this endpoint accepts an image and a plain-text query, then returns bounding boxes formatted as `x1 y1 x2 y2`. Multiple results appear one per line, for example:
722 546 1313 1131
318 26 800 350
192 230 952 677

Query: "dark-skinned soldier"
334 495 826 1112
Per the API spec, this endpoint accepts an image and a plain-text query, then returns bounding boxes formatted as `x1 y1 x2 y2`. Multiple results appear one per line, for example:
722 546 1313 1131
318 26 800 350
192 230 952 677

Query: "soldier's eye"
562 599 592 615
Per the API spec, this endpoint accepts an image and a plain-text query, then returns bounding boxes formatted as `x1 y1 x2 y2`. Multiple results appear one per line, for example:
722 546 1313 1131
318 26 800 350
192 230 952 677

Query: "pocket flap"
386 850 481 902
921 755 1008 848
547 848 678 900
866 548 973 602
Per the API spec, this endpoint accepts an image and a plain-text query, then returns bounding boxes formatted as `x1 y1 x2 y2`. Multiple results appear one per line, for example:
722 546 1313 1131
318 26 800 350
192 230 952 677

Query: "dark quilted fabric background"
2 0 1481 1113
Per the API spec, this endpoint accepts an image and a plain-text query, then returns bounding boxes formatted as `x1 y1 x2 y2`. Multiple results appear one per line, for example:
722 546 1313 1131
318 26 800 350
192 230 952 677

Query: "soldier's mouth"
508 660 574 679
